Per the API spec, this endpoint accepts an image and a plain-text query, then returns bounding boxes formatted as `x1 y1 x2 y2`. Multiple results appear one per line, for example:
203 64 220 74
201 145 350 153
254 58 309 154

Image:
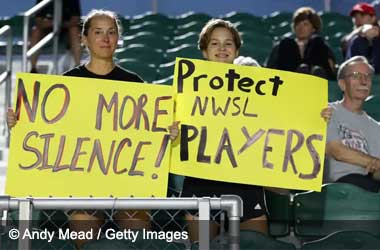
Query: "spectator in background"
342 2 380 74
324 56 380 192
30 0 81 73
266 7 336 80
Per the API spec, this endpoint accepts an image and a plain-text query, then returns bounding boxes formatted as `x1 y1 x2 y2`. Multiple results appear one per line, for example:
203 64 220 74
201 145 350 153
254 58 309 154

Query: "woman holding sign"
8 9 150 250
179 19 333 241
179 19 270 239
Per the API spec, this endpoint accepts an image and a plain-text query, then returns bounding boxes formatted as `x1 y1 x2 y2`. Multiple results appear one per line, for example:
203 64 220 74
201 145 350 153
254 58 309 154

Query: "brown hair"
82 9 121 37
292 7 322 33
198 19 242 51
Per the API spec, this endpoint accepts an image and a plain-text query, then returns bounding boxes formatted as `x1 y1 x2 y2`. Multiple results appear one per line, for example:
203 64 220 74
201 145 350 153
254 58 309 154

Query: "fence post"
18 199 32 250
198 197 210 250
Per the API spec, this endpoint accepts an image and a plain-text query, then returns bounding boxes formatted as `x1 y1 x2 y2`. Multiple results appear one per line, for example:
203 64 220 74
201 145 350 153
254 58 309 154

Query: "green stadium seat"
164 44 202 63
191 230 296 250
302 230 380 250
83 237 186 250
118 58 157 83
222 11 256 23
168 173 185 196
328 81 342 102
264 11 293 26
172 32 198 48
118 15 130 36
175 21 207 36
363 95 380 122
175 12 211 26
156 61 175 80
131 12 175 27
269 21 291 37
153 75 174 86
128 21 175 37
123 31 170 50
293 183 380 239
115 44 164 66
265 190 292 237
234 21 270 35
323 21 352 37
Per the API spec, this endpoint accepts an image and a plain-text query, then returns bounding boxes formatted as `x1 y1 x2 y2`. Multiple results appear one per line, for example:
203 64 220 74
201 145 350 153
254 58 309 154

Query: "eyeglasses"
345 71 373 81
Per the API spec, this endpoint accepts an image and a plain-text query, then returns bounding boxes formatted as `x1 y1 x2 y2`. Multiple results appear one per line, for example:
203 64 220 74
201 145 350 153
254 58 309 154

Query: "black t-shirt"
63 64 144 83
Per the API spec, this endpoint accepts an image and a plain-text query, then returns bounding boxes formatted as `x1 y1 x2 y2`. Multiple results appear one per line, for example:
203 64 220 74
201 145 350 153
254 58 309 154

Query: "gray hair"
337 56 374 80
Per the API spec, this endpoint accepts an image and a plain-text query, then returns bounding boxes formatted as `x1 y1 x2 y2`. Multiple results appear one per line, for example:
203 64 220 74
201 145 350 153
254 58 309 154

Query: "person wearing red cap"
341 2 379 74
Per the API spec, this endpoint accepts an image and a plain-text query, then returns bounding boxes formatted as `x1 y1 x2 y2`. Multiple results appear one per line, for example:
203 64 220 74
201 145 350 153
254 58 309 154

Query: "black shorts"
181 177 267 221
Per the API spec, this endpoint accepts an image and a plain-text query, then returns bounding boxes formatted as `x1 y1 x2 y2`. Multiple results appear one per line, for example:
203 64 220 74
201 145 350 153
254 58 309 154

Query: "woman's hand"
7 108 17 129
168 121 180 141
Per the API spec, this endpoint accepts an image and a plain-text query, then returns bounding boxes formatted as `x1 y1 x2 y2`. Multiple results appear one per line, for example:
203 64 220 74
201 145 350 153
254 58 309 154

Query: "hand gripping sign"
170 58 328 192
6 73 174 197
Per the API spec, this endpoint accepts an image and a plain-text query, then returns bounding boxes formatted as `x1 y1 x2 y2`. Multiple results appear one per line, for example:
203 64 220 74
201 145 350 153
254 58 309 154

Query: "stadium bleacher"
1 3 380 250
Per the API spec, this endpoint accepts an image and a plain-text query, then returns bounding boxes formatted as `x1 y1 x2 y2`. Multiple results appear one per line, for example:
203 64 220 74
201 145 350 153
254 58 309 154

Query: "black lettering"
180 125 198 161
177 59 195 93
237 77 254 92
215 128 237 167
269 76 283 96
197 126 211 163
225 69 240 91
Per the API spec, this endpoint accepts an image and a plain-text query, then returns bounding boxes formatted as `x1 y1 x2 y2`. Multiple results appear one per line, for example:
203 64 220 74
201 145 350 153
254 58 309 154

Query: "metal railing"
0 195 242 250
22 0 62 73
0 25 12 143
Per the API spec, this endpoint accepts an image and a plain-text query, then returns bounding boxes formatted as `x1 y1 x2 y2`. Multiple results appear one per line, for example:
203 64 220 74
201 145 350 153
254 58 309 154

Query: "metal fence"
0 195 242 250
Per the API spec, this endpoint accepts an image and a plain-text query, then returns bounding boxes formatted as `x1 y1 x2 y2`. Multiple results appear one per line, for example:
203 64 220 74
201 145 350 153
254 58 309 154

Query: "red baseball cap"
350 2 376 16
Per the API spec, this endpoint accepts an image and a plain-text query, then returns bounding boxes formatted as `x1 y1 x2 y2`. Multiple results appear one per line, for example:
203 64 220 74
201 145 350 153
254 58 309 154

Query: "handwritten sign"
170 58 327 191
6 73 174 197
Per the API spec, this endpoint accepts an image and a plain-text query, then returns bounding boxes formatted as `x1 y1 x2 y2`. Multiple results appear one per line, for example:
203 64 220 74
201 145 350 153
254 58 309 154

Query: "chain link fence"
0 196 242 250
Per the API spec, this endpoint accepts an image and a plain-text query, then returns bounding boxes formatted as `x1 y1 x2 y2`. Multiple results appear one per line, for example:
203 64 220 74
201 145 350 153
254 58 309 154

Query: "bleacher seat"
128 21 175 37
175 21 207 36
302 230 380 250
328 81 342 102
265 190 292 237
191 230 296 250
293 183 380 239
123 31 171 50
82 237 186 250
118 58 157 83
164 44 201 63
130 12 175 27
156 61 175 81
115 44 164 66
264 11 293 26
172 32 199 48
175 12 211 26
363 95 380 122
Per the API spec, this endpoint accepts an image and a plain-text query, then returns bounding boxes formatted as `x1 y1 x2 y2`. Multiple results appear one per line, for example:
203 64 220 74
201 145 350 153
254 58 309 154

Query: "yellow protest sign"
170 58 327 191
6 73 174 197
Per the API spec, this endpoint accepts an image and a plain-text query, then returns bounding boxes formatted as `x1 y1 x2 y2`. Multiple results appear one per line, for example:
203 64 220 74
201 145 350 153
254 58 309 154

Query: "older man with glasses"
324 56 380 192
